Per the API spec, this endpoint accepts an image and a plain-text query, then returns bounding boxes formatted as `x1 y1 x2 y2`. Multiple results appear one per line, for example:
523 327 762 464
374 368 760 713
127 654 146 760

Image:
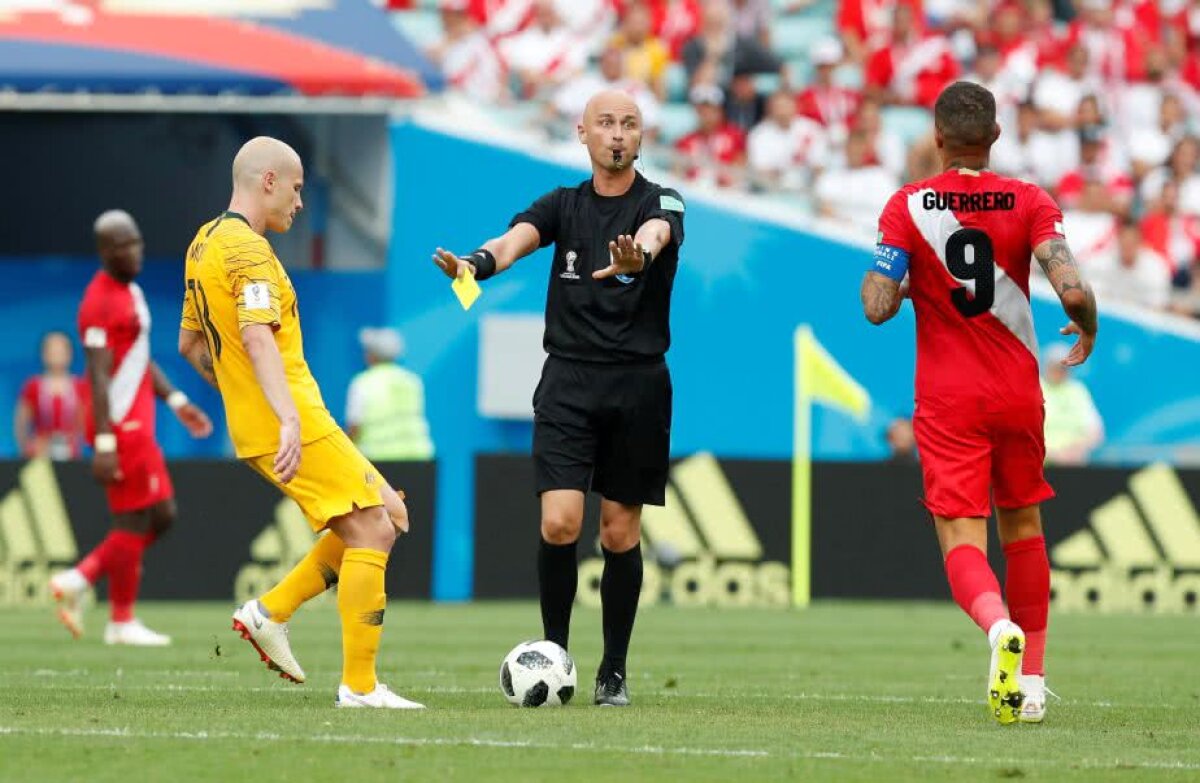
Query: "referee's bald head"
579 90 644 173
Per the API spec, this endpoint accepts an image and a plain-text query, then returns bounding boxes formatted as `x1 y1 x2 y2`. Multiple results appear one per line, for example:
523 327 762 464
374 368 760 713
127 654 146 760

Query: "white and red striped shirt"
77 270 155 441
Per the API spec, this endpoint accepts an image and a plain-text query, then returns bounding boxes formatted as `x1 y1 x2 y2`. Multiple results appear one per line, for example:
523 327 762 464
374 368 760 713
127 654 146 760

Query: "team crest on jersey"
561 251 581 280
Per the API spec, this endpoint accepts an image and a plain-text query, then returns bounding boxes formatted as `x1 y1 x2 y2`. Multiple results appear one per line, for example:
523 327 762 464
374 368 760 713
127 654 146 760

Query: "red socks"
1003 536 1050 676
944 544 1009 634
74 530 147 623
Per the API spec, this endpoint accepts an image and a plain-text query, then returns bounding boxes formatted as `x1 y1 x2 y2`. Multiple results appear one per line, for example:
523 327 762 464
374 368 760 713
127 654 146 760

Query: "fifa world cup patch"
243 281 272 311
659 195 685 213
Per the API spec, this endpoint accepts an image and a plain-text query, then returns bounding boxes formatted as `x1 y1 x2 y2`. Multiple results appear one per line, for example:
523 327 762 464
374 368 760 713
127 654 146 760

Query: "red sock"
944 544 1009 634
77 531 126 584
105 530 148 623
142 529 158 548
1004 536 1050 676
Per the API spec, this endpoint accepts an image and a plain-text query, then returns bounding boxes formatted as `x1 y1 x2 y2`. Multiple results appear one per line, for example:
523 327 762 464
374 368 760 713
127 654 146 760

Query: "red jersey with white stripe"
877 169 1064 411
77 270 156 442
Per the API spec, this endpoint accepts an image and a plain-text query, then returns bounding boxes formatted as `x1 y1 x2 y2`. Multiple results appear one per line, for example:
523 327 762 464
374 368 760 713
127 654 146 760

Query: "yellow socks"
260 531 346 622
338 548 388 694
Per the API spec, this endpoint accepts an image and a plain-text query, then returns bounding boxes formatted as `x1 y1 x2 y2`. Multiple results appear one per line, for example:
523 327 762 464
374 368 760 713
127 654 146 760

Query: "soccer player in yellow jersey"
178 136 423 709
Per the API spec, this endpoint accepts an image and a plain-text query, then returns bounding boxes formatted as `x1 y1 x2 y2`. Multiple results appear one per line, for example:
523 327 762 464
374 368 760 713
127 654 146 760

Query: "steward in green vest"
346 328 434 460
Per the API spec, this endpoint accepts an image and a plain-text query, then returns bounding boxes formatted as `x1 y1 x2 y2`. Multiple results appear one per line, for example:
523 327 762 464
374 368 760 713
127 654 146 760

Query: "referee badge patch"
659 195 685 213
243 281 272 311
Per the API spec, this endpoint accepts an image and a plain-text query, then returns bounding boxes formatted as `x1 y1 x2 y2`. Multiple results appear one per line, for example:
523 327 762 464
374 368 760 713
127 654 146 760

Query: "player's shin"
261 532 346 622
106 530 148 623
338 548 388 694
1003 536 1050 676
538 539 578 649
600 542 643 676
944 544 1009 634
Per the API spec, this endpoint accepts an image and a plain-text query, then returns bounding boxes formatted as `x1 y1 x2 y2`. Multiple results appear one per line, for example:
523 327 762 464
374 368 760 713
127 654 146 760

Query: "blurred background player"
860 81 1098 725
13 331 86 461
346 327 434 461
433 89 685 707
180 137 422 710
49 210 213 646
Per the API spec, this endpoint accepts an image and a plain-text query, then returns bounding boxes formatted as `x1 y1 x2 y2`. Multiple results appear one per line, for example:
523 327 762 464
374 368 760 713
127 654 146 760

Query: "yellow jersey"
181 211 339 458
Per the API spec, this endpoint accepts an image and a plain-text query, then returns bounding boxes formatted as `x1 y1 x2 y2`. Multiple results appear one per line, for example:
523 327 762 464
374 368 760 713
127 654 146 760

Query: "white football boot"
48 569 88 639
104 619 171 646
335 683 426 710
1018 674 1050 723
986 620 1026 725
232 600 306 683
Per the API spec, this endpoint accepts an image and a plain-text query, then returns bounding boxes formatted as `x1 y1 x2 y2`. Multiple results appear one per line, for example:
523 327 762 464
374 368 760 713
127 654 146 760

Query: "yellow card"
452 268 482 310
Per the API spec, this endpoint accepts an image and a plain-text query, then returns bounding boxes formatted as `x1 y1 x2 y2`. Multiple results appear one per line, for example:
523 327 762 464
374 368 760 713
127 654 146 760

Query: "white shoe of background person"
232 599 306 683
104 618 171 647
49 569 88 639
335 683 426 710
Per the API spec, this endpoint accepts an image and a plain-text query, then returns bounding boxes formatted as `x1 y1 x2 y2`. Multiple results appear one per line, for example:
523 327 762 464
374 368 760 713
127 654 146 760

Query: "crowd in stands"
389 0 1200 319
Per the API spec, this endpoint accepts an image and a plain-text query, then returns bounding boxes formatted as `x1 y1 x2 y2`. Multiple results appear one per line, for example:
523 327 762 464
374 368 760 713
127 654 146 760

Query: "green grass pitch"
2 601 1198 782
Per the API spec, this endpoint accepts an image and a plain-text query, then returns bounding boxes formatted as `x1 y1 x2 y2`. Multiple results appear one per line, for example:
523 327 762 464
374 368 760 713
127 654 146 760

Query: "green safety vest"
350 364 434 460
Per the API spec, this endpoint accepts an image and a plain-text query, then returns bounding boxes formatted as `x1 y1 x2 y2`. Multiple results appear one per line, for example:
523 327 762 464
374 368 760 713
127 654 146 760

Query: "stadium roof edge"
0 91 416 116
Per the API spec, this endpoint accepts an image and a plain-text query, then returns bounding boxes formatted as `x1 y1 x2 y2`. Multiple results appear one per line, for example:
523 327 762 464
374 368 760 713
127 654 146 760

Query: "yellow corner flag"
792 325 870 608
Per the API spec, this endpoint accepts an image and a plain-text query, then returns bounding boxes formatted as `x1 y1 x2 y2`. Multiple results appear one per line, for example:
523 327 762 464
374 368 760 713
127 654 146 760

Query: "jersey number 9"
945 228 994 318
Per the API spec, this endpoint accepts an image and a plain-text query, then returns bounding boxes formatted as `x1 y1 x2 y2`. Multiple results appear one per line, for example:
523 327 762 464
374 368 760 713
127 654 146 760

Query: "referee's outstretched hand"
433 248 475 280
593 234 647 280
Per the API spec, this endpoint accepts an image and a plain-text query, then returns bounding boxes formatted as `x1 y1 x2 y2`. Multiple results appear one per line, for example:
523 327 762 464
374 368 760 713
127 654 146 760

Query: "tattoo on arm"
186 343 219 389
861 272 903 325
1035 238 1098 335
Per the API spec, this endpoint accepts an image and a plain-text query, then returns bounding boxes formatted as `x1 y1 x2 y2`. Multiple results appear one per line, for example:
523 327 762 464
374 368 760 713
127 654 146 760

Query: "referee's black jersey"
509 172 685 364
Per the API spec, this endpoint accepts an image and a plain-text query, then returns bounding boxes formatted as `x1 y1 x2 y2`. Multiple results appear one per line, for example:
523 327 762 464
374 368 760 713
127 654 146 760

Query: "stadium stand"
389 0 1200 319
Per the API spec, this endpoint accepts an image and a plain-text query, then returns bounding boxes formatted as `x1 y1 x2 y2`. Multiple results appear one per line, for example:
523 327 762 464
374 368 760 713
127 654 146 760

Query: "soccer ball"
499 640 576 707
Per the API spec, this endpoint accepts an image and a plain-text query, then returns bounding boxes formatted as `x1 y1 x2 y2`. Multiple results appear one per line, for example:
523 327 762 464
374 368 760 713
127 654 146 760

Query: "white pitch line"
0 727 768 759
16 681 1190 710
1 726 1198 771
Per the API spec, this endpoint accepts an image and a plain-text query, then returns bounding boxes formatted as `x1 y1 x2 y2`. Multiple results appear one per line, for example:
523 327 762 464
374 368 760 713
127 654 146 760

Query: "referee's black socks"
600 542 644 678
538 538 578 650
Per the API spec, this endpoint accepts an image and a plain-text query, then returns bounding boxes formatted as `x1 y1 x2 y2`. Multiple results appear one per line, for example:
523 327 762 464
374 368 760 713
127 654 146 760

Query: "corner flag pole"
792 326 870 607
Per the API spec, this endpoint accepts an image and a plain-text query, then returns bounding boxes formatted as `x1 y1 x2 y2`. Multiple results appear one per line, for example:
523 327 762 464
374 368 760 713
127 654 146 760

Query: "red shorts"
106 433 173 514
913 401 1054 519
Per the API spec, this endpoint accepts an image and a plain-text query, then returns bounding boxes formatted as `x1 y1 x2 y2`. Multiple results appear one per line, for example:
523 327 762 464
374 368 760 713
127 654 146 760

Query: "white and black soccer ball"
499 640 576 707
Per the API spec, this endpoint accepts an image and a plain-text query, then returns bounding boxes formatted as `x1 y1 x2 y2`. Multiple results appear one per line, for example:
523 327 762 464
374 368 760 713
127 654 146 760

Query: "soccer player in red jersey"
49 210 213 646
861 82 1099 725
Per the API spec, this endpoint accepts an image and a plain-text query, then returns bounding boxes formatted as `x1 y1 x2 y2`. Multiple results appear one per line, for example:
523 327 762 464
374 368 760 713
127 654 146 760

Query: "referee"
433 90 685 707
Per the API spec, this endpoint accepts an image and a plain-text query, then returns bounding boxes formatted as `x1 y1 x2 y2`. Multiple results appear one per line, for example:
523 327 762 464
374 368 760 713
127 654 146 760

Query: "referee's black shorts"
532 355 672 506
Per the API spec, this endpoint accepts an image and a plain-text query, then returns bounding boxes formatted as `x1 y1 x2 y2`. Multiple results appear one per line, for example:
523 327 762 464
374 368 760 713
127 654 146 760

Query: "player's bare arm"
150 359 213 438
593 219 672 280
1034 237 1098 366
860 271 907 325
178 328 219 390
83 345 121 484
432 222 541 280
241 323 302 484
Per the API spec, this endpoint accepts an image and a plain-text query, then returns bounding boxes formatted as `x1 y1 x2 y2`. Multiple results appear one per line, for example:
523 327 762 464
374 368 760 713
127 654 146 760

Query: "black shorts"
532 355 672 506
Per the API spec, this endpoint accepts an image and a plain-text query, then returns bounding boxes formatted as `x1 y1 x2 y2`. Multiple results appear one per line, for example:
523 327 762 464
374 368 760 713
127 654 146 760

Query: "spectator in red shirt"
836 0 921 62
796 37 861 145
1140 178 1200 288
863 2 958 108
645 0 703 59
1056 124 1134 215
673 83 747 188
14 331 86 461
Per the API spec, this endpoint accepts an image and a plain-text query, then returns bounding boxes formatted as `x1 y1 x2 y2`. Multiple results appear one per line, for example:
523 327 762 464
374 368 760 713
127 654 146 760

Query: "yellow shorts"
246 429 389 532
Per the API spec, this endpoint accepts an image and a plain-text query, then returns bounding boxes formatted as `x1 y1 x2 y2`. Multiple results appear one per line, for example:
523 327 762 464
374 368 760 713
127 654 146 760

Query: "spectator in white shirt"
499 0 587 98
549 46 662 138
851 98 906 179
1033 43 1101 132
814 128 898 235
1089 221 1172 311
428 0 508 104
747 90 829 191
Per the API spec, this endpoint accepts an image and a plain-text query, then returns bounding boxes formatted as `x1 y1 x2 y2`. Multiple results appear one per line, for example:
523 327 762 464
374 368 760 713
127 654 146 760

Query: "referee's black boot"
594 667 630 707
